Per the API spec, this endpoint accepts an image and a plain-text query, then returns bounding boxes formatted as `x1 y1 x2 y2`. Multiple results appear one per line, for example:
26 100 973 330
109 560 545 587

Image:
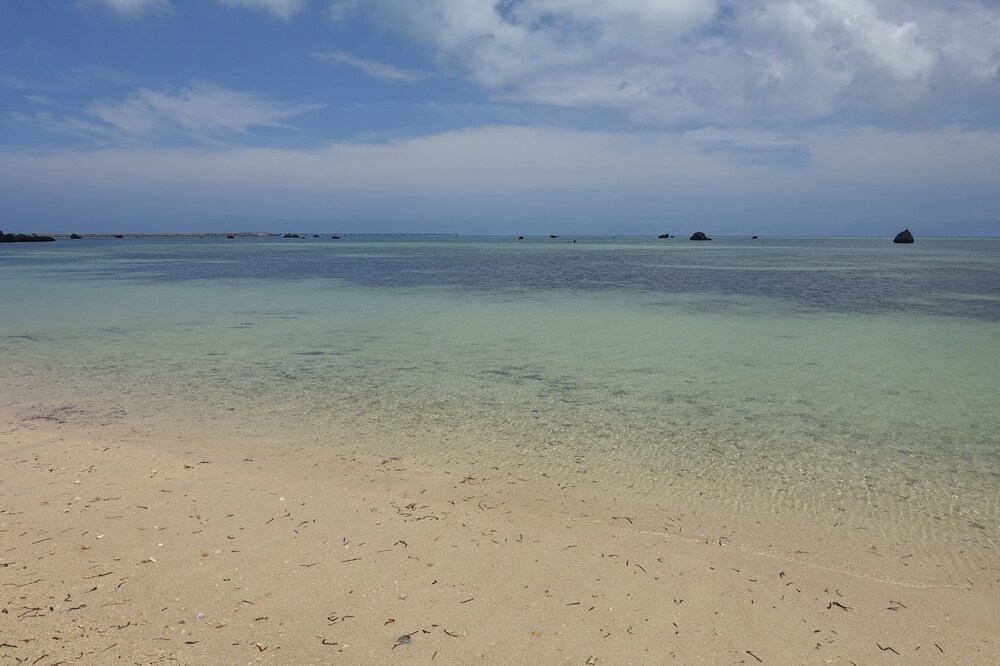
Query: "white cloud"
328 0 358 21
214 0 307 20
23 94 55 106
365 0 1000 126
509 0 718 40
312 51 425 82
88 84 317 139
6 110 125 145
91 0 172 20
920 2 1000 83
0 72 40 90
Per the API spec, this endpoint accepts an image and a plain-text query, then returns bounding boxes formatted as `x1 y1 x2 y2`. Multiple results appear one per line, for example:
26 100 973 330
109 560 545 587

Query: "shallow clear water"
3 235 998 576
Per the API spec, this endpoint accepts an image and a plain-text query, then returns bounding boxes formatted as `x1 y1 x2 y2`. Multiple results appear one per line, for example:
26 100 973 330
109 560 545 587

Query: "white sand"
2 410 998 665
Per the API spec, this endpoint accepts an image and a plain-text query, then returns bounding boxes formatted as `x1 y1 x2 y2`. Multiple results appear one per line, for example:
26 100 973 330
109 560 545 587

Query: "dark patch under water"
10 236 1000 321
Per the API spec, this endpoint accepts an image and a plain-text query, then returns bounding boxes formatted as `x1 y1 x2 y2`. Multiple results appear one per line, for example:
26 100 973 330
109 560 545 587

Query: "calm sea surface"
3 235 998 578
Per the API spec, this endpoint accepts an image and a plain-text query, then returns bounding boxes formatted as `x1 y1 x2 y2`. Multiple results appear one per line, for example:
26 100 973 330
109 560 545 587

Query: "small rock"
893 228 914 243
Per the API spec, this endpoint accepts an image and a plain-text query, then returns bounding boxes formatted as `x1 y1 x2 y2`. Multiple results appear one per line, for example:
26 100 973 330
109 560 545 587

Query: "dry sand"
2 408 998 665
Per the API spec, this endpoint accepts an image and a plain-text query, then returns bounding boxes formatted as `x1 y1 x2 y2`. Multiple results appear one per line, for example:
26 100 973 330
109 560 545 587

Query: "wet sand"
2 411 998 665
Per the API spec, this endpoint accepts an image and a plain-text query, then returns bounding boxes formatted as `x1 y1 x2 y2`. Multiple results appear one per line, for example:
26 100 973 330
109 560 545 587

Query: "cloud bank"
3 125 997 234
368 0 1000 126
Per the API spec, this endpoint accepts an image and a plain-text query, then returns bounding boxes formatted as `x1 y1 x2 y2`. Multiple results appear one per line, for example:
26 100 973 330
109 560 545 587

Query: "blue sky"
2 0 998 235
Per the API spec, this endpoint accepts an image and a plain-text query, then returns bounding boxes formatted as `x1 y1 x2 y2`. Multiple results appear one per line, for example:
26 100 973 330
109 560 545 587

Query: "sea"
3 235 998 584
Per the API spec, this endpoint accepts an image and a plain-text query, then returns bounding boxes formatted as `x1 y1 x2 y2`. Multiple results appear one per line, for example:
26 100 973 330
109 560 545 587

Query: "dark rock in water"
114 234 124 238
227 235 235 239
689 231 712 241
312 234 320 237
893 229 914 243
0 232 56 242
518 236 524 240
331 235 340 239
70 233 82 239
282 233 301 238
658 233 670 239
752 235 758 239
549 235 559 238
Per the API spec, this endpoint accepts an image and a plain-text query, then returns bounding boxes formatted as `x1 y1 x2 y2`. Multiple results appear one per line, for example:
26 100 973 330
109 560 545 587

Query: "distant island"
0 230 55 242
37 232 459 239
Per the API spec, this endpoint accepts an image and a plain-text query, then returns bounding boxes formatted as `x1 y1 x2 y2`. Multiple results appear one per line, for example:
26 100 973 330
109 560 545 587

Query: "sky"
1 0 999 236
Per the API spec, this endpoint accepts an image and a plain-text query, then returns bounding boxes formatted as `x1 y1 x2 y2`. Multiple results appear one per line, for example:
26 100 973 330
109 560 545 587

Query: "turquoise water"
2 236 998 578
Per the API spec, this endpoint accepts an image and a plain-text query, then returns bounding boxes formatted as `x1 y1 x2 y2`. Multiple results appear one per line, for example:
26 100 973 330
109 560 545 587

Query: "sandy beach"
2 405 998 665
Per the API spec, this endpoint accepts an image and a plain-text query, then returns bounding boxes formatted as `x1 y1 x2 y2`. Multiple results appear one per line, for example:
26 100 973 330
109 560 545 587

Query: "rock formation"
0 231 55 242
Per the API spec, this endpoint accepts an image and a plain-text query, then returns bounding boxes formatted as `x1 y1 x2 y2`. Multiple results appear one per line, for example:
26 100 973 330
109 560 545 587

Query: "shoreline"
3 413 997 664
